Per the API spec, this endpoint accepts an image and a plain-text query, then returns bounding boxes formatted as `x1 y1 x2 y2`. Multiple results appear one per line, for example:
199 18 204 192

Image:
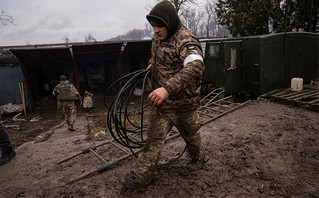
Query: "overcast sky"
0 0 155 46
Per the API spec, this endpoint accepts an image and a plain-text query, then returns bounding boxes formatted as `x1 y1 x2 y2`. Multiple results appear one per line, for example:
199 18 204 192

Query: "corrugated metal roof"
10 47 72 64
72 41 123 55
122 40 152 56
9 40 152 62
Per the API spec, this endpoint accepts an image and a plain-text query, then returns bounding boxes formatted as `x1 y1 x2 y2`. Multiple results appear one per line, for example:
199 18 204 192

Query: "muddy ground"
0 95 318 198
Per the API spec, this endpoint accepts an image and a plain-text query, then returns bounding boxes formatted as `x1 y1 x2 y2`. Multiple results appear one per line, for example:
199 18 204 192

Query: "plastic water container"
291 77 303 91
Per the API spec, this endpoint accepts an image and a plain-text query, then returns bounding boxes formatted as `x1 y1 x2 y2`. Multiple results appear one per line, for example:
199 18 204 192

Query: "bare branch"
146 0 197 14
0 10 15 25
85 33 97 43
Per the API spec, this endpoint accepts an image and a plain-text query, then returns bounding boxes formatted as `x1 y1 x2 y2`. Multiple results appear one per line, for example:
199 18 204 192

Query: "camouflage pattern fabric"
61 101 77 126
83 91 93 109
133 107 203 185
53 81 81 102
53 81 81 126
129 0 205 186
131 25 205 185
150 25 205 111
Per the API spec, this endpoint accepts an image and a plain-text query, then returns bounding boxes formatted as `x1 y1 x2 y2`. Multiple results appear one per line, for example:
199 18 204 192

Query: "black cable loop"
104 69 187 165
105 69 148 149
103 69 143 110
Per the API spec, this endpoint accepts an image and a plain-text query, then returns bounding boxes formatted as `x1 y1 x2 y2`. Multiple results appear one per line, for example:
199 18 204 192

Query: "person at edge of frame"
0 117 16 166
121 0 208 191
52 75 82 131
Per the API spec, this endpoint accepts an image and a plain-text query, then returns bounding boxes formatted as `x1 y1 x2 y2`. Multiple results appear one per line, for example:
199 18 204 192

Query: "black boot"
186 155 209 172
121 172 150 192
0 149 16 166
68 124 75 131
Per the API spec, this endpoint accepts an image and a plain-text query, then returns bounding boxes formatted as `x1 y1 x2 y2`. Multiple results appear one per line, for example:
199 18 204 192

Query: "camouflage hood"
146 1 182 39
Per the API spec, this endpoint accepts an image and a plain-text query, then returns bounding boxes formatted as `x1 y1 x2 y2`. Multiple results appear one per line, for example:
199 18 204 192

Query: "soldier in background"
53 75 81 131
82 90 93 111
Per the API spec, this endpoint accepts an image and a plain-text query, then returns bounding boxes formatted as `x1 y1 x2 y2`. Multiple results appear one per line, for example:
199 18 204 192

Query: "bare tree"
203 0 214 37
124 29 145 40
169 0 197 14
62 36 70 45
143 0 230 39
145 0 201 35
201 0 229 38
0 10 15 25
85 33 97 42
147 0 197 14
144 22 154 37
181 8 204 36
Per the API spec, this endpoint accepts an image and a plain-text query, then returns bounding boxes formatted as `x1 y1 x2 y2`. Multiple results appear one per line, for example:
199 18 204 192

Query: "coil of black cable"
104 69 186 165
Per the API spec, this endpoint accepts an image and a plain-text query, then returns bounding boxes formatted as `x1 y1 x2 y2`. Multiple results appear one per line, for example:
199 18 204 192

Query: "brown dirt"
0 96 318 198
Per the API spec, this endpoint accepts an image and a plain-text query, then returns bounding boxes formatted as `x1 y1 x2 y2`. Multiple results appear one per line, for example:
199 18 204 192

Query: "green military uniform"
82 91 93 109
130 1 205 186
53 75 81 131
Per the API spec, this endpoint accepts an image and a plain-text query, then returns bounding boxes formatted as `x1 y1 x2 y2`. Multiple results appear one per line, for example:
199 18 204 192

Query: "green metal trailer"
202 32 319 97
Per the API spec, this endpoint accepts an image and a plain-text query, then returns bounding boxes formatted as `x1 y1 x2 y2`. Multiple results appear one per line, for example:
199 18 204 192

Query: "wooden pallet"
270 82 319 112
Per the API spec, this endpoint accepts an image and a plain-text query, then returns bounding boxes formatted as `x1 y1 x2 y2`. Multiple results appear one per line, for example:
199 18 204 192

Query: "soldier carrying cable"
122 0 208 191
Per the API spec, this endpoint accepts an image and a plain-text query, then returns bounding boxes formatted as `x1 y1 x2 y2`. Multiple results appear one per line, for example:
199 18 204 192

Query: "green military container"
201 38 227 89
202 32 318 97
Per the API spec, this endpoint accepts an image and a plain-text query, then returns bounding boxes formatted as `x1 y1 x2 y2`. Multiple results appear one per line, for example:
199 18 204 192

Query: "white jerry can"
291 77 303 92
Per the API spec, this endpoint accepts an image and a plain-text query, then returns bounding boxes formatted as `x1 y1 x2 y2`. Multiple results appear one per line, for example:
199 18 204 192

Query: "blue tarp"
0 66 30 109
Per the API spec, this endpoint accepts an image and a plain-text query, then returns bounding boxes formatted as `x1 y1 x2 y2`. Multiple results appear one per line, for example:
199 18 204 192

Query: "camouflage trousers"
61 101 77 126
133 107 204 184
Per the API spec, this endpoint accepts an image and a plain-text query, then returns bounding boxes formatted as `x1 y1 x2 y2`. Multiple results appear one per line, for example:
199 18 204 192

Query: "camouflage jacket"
150 26 205 111
52 81 81 102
